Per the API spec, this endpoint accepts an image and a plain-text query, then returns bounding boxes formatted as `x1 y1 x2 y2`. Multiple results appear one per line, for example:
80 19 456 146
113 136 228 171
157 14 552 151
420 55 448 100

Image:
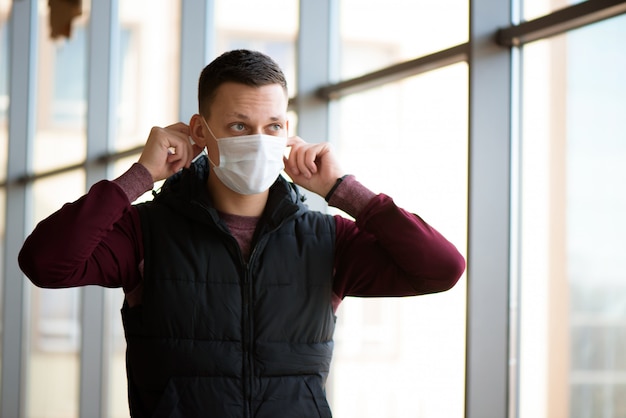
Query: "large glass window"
6 0 624 416
517 13 626 418
330 63 468 418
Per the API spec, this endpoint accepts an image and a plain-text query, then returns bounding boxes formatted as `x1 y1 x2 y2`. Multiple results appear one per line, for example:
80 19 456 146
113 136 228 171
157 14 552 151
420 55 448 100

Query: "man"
19 49 465 417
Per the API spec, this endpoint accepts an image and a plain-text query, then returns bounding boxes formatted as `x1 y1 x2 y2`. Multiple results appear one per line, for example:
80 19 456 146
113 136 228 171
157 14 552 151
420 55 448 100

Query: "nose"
251 126 263 135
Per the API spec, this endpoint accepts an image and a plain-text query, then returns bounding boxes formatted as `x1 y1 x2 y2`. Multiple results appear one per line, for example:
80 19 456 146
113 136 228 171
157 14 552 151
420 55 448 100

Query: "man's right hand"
138 122 201 182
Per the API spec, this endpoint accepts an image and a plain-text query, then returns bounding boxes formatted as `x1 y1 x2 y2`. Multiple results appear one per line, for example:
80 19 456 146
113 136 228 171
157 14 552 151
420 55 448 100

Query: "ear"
189 114 209 148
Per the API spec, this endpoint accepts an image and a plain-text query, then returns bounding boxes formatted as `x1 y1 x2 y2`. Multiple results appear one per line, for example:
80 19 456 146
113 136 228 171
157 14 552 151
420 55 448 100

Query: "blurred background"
0 0 624 417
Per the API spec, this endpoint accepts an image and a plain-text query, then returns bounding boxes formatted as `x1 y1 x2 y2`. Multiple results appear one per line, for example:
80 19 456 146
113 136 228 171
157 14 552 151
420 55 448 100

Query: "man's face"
202 82 289 162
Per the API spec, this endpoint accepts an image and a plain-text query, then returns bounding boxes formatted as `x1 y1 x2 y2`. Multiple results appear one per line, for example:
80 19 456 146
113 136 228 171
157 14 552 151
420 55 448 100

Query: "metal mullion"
497 0 626 46
295 0 339 213
466 0 513 417
80 0 120 416
1 0 38 417
0 145 143 188
179 0 215 121
316 43 469 101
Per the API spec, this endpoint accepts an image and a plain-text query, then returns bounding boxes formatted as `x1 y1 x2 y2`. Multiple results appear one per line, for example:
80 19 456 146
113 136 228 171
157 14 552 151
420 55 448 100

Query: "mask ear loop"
201 117 219 141
189 136 207 163
200 117 220 168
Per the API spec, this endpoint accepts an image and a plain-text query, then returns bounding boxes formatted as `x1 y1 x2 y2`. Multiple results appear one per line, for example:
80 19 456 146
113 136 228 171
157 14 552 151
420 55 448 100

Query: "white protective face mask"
202 118 287 195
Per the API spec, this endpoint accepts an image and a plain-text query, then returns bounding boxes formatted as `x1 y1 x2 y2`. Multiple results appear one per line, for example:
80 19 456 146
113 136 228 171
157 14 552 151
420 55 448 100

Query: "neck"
207 176 268 217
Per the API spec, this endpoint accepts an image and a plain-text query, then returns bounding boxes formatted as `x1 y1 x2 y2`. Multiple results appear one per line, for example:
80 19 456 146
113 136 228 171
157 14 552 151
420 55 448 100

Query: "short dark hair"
197 49 288 116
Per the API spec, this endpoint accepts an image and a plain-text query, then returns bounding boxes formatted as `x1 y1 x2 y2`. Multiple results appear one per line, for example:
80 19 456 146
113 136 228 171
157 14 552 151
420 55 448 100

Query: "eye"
268 123 283 133
230 123 246 132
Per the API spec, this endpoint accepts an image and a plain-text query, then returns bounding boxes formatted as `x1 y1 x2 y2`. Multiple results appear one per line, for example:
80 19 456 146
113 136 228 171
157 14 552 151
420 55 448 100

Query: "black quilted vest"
122 165 336 418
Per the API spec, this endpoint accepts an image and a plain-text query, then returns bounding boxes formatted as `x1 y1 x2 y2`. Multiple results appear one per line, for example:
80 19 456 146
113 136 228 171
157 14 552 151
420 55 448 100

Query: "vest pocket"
303 377 333 418
151 376 243 418
254 375 332 418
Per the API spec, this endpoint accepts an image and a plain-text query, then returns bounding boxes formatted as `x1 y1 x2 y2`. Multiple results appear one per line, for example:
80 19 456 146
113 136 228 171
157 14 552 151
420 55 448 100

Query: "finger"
168 130 192 149
166 150 188 173
165 140 190 166
286 135 304 147
159 124 191 153
285 136 310 173
304 145 322 174
292 145 311 178
299 144 325 178
166 130 197 162
284 146 300 176
283 155 303 180
165 121 190 134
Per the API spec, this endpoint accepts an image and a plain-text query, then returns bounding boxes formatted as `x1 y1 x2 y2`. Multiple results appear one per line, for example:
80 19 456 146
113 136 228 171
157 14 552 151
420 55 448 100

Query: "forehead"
209 82 288 121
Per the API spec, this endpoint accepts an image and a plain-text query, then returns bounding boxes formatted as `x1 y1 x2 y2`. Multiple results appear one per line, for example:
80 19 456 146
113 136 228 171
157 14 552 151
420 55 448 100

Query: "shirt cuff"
112 163 154 202
327 175 376 218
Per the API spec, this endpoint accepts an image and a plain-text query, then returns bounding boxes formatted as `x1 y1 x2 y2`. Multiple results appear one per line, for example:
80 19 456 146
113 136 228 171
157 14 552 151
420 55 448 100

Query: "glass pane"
517 14 626 418
33 7 88 173
331 63 468 418
340 0 468 79
115 0 181 151
523 0 587 22
106 288 128 418
26 171 85 418
215 0 298 96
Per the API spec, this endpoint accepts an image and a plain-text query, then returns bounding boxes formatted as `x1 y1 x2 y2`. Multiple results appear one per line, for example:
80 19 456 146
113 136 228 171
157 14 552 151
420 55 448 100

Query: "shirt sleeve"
18 163 151 293
331 179 466 306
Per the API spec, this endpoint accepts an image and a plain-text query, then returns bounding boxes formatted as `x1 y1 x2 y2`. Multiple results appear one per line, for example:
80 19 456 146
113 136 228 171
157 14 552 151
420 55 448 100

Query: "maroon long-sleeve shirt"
18 163 465 312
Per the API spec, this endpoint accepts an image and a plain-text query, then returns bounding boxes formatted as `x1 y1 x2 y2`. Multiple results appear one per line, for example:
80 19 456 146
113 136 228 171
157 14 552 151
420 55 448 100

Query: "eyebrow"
230 112 250 120
228 112 284 122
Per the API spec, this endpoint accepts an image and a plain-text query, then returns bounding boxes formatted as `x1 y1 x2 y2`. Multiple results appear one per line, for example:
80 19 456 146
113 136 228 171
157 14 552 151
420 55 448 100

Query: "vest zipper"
225 238 254 418
240 243 260 418
242 238 270 418
225 236 253 418
242 263 254 418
